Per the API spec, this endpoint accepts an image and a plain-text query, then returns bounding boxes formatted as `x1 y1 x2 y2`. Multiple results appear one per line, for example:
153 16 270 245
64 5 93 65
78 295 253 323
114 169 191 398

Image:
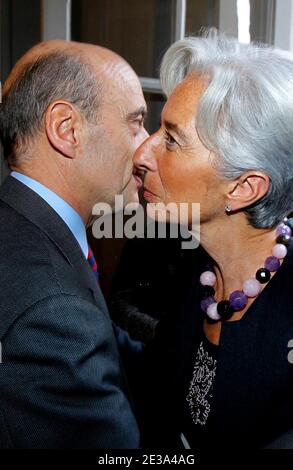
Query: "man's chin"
122 189 140 208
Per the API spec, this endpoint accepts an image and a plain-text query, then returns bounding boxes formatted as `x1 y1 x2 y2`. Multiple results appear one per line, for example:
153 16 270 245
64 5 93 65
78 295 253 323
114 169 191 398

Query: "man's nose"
133 135 158 172
140 126 149 142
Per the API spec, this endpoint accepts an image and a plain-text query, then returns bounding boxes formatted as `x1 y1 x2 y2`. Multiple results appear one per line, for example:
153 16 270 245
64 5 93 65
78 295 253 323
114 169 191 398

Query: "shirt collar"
11 171 88 259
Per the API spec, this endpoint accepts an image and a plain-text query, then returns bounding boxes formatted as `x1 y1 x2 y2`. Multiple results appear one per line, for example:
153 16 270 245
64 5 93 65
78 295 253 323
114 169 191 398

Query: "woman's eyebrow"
164 120 189 143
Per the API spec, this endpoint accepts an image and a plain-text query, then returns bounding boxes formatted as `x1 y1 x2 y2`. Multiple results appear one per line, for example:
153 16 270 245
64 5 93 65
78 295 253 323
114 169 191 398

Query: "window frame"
41 0 287 96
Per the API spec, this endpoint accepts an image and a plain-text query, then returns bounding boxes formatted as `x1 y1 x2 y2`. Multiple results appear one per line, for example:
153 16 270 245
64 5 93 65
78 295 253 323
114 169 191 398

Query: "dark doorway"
0 0 41 182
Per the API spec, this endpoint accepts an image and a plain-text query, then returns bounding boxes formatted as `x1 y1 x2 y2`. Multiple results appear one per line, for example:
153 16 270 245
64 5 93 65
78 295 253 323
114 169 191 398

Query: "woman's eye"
164 131 177 146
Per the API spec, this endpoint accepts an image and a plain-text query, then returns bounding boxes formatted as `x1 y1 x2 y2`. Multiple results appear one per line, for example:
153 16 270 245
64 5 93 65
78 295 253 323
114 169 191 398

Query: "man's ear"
226 172 270 210
44 101 81 158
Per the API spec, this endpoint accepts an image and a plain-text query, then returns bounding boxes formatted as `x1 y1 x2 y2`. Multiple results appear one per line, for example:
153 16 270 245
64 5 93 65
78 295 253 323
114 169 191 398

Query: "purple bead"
229 290 248 311
200 296 215 313
264 256 281 272
276 223 292 237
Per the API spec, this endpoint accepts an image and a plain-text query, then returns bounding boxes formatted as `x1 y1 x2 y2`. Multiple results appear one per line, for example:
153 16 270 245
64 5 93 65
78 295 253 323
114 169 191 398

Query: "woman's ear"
226 172 270 210
44 101 81 158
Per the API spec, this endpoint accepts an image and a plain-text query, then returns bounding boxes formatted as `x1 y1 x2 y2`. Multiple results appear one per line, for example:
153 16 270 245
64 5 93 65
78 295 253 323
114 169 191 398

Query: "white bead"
200 271 216 286
206 303 221 321
272 243 287 260
243 278 262 298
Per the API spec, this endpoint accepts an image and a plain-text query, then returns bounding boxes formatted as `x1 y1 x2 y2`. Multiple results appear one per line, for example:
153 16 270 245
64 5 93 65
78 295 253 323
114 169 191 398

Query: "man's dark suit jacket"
138 238 293 450
0 175 139 448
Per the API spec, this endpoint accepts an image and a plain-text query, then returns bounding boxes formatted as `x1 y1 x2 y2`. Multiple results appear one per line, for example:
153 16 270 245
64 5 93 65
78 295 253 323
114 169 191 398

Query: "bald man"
0 41 147 448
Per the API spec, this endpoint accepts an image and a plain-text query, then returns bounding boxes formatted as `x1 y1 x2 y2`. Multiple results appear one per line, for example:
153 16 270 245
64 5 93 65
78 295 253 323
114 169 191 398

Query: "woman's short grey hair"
0 51 101 163
160 29 293 228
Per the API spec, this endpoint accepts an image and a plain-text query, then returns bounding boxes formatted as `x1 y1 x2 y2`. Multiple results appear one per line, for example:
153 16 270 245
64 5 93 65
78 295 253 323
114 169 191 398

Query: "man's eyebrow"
164 120 189 143
126 106 147 121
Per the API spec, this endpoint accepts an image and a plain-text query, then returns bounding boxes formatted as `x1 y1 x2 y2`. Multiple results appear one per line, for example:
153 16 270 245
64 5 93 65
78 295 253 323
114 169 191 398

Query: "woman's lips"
143 188 159 202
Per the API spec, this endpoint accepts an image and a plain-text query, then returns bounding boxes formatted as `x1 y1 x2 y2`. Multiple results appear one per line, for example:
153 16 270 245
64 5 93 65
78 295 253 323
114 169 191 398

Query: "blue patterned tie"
87 245 144 353
87 246 99 282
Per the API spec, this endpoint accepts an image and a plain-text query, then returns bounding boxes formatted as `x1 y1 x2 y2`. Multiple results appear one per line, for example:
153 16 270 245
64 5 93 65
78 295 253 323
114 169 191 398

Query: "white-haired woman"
133 30 293 451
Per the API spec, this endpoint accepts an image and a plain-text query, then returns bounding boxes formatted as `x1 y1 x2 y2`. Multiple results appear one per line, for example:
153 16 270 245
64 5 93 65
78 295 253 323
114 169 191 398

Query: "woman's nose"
133 135 158 173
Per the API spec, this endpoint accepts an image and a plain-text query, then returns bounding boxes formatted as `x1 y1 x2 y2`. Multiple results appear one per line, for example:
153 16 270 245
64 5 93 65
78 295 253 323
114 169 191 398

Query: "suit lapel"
0 175 106 312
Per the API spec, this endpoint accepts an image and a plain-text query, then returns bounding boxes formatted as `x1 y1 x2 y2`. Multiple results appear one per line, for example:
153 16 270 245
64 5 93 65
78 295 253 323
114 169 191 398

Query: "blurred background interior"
1 0 293 340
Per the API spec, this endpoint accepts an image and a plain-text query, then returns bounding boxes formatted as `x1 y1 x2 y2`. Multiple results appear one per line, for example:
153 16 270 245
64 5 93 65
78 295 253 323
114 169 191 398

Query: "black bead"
256 268 271 284
276 234 291 246
286 217 293 230
204 262 215 273
206 316 219 325
217 300 235 321
199 285 215 298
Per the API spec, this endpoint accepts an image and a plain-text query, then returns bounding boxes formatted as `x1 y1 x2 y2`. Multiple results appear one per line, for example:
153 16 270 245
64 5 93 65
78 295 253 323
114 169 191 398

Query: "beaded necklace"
199 218 292 322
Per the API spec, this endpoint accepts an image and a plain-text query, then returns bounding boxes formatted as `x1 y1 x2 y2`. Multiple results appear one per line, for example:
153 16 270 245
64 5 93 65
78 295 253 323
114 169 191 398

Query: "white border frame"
219 0 238 36
274 0 293 51
41 0 71 41
175 0 187 41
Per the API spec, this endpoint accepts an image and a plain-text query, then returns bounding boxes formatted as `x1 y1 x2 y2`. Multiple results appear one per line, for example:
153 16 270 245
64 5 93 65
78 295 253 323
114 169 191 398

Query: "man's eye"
133 119 143 127
164 131 177 146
